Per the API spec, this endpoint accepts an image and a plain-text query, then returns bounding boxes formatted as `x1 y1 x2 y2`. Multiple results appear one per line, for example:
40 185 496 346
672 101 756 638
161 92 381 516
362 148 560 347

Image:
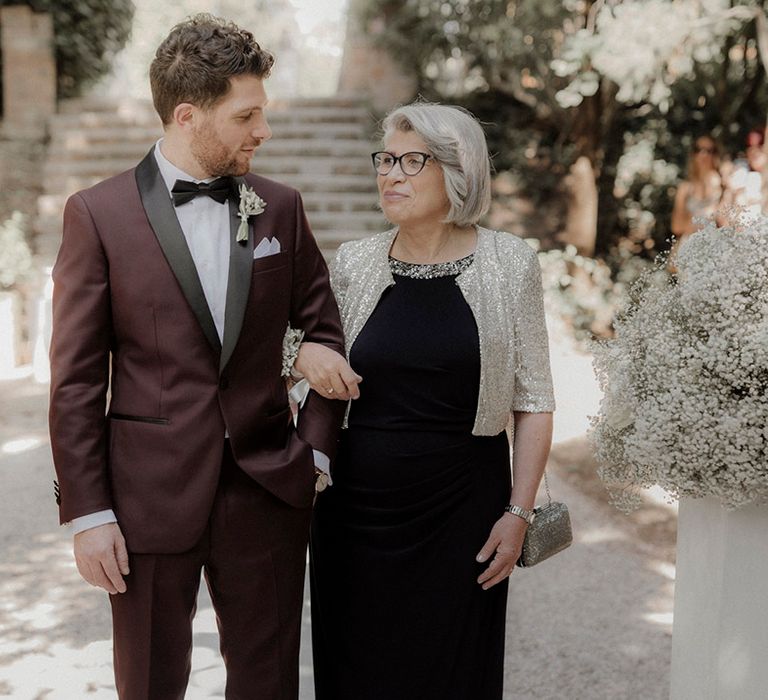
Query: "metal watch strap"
505 471 552 523
504 504 535 524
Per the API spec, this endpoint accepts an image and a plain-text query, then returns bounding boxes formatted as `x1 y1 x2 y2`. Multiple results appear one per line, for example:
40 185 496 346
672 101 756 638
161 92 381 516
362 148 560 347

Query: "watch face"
315 472 330 493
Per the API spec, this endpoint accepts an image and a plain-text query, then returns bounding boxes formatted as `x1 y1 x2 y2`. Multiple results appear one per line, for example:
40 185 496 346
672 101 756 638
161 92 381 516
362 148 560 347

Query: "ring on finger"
326 387 334 394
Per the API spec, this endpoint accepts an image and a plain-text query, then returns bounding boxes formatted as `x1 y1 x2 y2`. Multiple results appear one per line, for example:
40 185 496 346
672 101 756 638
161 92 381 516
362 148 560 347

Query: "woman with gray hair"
296 102 555 699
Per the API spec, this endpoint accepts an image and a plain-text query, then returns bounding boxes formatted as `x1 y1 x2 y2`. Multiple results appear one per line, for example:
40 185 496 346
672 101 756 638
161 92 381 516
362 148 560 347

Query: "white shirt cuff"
313 449 332 485
70 451 330 536
71 509 118 535
289 378 310 408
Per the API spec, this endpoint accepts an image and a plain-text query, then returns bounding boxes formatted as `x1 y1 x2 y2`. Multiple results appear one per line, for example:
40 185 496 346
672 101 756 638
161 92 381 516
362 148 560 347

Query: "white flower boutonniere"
237 184 266 244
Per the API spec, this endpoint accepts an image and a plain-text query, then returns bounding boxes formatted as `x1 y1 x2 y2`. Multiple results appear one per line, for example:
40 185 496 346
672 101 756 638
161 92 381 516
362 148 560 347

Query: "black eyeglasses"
371 151 433 176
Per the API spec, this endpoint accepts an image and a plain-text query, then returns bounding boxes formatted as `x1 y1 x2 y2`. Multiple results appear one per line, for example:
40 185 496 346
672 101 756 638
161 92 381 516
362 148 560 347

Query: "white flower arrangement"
237 184 266 243
591 217 768 512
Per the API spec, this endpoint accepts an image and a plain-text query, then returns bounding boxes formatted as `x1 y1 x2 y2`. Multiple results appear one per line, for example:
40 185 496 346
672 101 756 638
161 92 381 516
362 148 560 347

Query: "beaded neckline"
388 253 475 279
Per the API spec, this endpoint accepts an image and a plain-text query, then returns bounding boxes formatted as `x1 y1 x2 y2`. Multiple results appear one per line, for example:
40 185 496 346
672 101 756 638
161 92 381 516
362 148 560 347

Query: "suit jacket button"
219 376 229 390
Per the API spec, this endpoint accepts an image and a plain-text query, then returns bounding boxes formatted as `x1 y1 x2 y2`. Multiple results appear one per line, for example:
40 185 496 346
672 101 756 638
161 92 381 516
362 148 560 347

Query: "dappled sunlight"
648 560 676 581
547 316 602 445
0 540 232 698
188 643 226 698
577 524 627 545
641 569 675 631
0 639 116 699
1 436 43 455
644 612 674 627
0 533 109 658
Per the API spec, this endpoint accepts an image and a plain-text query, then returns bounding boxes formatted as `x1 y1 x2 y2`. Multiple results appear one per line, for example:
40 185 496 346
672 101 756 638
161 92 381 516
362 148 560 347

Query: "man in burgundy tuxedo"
49 14 354 699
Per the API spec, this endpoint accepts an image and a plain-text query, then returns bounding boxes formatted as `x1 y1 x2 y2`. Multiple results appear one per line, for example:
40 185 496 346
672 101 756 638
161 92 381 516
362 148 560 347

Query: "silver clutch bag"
517 485 572 568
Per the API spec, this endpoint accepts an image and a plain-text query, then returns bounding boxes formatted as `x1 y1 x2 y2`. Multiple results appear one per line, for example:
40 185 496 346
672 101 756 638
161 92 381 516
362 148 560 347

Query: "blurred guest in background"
722 128 768 221
671 135 723 244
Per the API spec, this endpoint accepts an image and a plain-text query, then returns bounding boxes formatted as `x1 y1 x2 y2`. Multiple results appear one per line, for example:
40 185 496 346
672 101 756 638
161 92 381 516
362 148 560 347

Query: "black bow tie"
171 177 234 206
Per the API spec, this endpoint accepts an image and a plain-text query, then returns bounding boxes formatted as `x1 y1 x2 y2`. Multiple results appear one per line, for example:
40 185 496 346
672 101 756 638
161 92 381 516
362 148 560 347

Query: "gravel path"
0 326 675 699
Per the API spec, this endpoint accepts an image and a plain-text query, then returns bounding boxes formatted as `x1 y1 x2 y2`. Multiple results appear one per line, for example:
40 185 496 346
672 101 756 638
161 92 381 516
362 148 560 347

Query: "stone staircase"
35 95 386 263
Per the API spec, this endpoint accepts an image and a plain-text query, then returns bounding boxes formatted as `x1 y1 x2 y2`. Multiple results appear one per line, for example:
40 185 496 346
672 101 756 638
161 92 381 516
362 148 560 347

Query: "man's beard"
190 121 250 177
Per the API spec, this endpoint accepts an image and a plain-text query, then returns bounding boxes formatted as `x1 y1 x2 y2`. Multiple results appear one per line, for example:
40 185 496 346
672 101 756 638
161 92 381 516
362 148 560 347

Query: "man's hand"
294 342 362 401
74 523 130 594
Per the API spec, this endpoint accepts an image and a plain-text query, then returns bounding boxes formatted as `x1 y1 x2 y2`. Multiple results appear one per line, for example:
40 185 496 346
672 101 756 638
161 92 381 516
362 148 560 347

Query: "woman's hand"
475 513 529 590
294 342 362 401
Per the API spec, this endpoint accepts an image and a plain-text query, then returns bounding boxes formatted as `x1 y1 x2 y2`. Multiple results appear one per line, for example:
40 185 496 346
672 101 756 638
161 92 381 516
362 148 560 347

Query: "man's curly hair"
150 13 274 125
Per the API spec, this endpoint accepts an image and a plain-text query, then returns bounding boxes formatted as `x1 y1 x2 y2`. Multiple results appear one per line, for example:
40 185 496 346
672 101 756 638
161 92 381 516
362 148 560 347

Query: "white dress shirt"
72 141 327 535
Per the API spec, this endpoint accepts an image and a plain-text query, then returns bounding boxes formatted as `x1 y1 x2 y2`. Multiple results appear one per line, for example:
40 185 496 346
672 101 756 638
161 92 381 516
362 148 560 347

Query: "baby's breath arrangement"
591 218 768 512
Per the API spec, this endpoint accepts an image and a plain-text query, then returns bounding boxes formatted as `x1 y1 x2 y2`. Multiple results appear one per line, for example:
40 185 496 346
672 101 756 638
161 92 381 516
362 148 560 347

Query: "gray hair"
381 102 492 227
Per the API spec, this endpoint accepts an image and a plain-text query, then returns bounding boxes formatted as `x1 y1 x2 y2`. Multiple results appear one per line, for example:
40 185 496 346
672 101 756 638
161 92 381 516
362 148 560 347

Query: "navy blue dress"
311 256 510 700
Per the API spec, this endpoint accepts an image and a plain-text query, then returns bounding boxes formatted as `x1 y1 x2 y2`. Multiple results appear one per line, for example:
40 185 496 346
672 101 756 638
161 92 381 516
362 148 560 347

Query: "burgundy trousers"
109 443 312 700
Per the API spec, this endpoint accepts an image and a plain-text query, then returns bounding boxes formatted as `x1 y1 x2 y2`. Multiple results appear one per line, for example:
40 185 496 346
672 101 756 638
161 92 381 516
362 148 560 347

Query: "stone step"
49 121 370 144
58 93 370 115
251 139 377 157
305 211 385 231
49 112 161 130
38 190 379 216
58 96 156 115
303 192 380 213
35 207 384 237
248 174 377 194
43 172 378 196
314 229 377 251
265 94 370 110
38 96 381 259
49 105 372 130
49 138 378 161
35 233 352 265
266 106 373 124
247 158 373 177
45 154 374 176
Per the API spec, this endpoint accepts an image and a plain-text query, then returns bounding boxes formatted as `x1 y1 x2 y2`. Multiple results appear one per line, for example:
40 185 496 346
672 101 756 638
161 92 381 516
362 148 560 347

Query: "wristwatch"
504 504 535 524
315 470 330 493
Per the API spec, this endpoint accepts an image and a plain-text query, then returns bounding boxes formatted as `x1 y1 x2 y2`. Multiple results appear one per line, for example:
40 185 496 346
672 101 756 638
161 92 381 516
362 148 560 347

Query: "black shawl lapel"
220 176 254 372
135 149 221 354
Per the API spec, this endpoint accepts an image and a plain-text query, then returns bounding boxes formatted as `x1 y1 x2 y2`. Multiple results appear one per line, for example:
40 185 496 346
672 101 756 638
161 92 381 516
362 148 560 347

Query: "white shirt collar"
153 139 217 196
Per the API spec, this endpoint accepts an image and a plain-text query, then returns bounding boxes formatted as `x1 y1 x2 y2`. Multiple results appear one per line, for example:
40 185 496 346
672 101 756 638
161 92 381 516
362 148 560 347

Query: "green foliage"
1 0 135 99
359 0 768 256
537 241 660 345
0 212 32 290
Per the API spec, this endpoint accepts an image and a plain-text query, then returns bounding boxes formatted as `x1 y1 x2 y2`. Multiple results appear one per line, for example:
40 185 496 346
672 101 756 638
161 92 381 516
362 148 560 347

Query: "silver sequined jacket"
331 226 555 436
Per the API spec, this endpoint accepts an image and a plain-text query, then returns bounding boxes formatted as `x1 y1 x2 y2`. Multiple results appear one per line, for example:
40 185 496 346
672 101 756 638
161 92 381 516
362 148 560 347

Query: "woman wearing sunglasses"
671 135 723 246
298 102 555 700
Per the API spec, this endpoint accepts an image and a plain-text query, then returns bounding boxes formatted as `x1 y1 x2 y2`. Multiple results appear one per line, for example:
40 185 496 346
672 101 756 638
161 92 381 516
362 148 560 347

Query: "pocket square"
253 236 281 259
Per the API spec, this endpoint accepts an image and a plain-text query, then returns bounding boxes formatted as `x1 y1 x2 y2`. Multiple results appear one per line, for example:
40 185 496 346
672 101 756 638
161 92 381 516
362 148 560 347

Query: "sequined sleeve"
511 250 555 413
329 244 349 314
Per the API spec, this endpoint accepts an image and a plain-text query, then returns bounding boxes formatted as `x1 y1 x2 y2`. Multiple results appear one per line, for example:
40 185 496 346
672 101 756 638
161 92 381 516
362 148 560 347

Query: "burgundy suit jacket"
49 150 346 553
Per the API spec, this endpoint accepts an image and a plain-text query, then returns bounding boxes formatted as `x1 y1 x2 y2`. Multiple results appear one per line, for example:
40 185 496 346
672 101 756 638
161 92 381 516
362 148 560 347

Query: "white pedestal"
0 290 20 375
670 497 768 700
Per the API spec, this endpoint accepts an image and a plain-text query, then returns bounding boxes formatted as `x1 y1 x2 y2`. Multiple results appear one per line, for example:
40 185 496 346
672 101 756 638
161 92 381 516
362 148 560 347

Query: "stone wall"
337 0 417 113
0 5 55 371
0 137 46 225
0 5 56 138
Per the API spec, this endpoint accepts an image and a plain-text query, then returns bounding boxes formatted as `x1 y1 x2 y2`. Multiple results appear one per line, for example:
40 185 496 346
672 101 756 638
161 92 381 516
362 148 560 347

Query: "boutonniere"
237 184 267 244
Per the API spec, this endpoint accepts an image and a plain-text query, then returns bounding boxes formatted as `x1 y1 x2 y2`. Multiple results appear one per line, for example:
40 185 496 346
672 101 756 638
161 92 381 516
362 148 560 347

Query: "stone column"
670 497 768 699
338 0 417 113
1 5 57 138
